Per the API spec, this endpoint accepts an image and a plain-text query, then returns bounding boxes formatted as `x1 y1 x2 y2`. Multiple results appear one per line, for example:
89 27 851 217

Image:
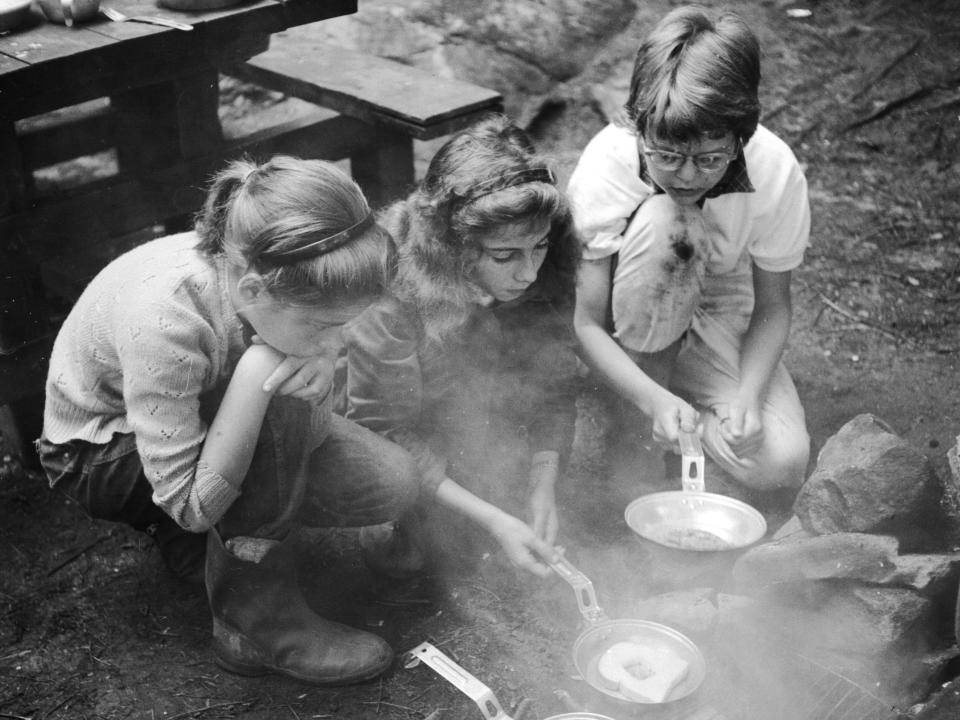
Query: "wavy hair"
624 5 761 144
384 115 580 344
195 155 395 305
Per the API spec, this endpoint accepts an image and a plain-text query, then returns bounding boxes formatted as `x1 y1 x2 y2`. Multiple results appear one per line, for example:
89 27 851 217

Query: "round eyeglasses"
641 141 739 173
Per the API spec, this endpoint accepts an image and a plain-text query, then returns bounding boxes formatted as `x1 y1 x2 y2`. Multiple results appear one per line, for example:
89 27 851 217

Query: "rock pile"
634 415 960 715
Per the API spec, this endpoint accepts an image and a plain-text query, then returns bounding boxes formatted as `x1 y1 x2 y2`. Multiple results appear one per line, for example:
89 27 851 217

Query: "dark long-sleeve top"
344 290 579 497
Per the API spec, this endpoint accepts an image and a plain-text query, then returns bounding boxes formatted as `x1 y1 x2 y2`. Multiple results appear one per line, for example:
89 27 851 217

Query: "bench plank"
236 39 503 140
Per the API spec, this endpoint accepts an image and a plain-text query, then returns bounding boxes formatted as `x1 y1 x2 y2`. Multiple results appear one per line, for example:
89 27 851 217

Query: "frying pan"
624 430 767 552
403 641 616 720
548 554 706 704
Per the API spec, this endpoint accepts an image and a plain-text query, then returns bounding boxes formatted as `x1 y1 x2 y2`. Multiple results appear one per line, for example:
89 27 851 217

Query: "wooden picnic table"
0 0 357 403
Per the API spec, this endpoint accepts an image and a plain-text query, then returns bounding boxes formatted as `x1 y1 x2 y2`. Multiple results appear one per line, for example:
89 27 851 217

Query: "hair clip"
459 167 556 205
259 213 376 265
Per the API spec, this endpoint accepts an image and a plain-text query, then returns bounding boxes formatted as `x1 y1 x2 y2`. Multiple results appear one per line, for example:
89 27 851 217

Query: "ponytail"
195 159 257 255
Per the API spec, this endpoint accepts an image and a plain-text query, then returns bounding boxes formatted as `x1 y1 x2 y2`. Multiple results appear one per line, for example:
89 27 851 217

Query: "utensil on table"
624 430 766 553
38 0 100 26
548 553 706 705
403 641 616 720
101 6 193 30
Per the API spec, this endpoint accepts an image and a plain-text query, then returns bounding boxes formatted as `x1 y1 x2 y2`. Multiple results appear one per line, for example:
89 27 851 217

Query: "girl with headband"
37 156 418 685
343 115 581 578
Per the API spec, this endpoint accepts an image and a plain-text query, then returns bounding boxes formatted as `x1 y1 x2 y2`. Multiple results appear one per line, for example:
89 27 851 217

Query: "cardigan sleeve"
344 297 449 496
119 295 239 531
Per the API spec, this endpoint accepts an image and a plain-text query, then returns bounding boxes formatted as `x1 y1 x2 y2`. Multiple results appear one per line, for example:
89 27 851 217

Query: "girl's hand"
717 401 764 458
488 513 558 578
649 392 700 447
251 335 336 401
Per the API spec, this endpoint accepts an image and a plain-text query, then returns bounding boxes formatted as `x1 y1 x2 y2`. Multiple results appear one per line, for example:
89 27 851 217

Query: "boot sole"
212 620 392 685
213 651 391 685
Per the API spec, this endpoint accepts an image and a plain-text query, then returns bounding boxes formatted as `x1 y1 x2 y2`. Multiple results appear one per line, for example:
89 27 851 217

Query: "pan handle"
679 429 705 493
548 554 607 624
403 642 515 720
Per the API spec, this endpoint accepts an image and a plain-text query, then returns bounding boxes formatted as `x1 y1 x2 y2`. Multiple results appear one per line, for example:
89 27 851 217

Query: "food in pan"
596 639 689 702
643 524 732 551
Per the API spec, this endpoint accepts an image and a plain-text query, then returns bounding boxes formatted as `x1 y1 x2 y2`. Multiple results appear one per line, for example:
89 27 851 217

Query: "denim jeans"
37 398 418 540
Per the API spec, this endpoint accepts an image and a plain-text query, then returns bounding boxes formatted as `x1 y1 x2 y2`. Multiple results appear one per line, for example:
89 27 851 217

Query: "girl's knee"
741 429 809 491
381 446 420 515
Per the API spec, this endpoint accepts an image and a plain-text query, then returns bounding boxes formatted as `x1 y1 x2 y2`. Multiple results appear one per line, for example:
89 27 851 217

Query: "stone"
794 414 942 548
732 532 900 589
878 553 960 595
758 586 932 656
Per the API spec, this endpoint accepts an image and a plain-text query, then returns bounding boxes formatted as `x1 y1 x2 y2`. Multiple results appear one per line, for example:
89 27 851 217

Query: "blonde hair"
195 156 395 304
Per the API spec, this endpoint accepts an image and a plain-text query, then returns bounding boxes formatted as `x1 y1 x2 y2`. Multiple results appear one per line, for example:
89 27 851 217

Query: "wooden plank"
16 100 114 170
0 111 379 254
235 40 503 139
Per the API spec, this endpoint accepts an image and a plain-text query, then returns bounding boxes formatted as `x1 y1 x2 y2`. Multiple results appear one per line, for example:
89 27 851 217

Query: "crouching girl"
36 156 418 685
344 115 581 578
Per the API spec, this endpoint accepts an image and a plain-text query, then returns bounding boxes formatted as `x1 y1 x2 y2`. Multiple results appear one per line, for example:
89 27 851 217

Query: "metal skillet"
624 430 767 552
403 640 616 720
548 554 706 705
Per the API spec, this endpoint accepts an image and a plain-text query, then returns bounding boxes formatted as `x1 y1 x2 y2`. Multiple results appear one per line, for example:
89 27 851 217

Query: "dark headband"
258 213 376 265
459 167 556 205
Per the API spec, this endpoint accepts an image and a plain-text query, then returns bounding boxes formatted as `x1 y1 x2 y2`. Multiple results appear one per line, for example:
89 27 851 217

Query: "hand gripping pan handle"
404 642 515 720
678 429 705 493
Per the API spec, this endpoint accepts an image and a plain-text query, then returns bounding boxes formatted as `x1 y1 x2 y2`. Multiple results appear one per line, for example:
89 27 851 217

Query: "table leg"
0 118 30 215
350 128 415 209
111 66 223 174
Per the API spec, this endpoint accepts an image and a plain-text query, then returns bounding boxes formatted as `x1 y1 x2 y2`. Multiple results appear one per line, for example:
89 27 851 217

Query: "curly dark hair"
383 114 580 343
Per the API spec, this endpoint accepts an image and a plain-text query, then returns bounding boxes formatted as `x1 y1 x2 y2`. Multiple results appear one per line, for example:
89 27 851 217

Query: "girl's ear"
236 273 268 306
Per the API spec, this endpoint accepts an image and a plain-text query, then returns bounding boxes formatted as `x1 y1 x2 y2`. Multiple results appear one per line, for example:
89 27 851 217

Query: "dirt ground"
3 0 960 718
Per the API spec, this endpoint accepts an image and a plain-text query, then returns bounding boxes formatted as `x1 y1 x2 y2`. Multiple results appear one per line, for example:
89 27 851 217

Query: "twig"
165 700 254 720
421 710 444 720
46 534 111 577
850 35 925 101
908 91 960 115
841 71 960 133
40 693 80 719
817 293 912 344
359 701 415 712
841 86 935 132
0 714 32 720
512 698 535 720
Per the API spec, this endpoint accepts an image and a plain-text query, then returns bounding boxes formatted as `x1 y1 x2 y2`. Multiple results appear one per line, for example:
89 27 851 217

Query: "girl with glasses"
568 5 811 505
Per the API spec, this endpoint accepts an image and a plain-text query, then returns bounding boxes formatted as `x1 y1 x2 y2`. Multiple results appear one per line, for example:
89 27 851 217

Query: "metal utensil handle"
61 0 75 26
548 554 607 624
679 429 705 493
403 642 515 720
128 15 193 30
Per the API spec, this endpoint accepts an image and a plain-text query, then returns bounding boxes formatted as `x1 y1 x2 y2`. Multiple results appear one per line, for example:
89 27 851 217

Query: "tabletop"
0 0 356 120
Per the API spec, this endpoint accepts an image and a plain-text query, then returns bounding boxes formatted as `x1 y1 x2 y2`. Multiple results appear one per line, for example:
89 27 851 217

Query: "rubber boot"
146 516 206 587
205 529 393 685
358 519 427 580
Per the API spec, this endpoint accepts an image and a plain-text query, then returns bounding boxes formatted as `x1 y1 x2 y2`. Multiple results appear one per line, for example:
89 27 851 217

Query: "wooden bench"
0 35 502 456
228 37 504 206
